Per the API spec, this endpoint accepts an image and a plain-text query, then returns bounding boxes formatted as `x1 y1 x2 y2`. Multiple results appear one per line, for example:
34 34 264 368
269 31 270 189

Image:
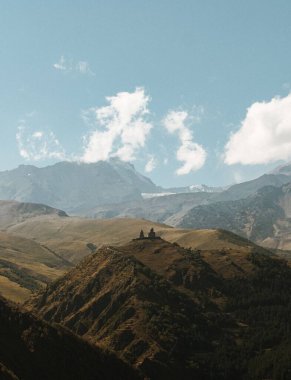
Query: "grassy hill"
26 237 291 379
26 239 222 379
6 215 259 264
0 200 67 229
0 231 72 302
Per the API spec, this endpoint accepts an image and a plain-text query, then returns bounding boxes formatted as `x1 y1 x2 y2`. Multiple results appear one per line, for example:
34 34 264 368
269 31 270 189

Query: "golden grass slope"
6 215 257 264
0 200 66 229
0 231 72 303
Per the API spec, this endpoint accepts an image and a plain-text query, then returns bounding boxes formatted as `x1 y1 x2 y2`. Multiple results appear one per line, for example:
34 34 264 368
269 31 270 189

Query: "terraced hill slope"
0 295 139 380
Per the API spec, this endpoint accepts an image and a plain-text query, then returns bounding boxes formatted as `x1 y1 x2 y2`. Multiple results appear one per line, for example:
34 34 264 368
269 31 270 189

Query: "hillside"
27 237 291 379
82 170 291 225
87 192 216 224
0 160 158 214
215 173 290 202
0 231 72 302
6 215 263 265
82 172 291 227
0 295 139 380
26 240 214 379
0 201 73 303
0 200 67 229
1 200 270 303
179 186 284 239
178 184 291 251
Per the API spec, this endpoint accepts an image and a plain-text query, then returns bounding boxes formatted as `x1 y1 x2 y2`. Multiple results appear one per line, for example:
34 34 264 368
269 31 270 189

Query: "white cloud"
145 155 157 173
224 93 291 165
16 122 65 161
32 131 43 139
163 110 207 175
81 87 152 163
53 56 94 75
53 56 67 71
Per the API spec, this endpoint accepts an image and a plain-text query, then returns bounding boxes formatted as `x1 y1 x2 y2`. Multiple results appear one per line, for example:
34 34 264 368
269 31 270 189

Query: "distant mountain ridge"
84 169 291 226
1 160 291 224
0 160 158 214
178 183 291 251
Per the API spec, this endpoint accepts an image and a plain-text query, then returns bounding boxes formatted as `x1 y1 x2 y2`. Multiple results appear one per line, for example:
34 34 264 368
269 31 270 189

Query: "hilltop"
25 238 224 378
26 236 291 379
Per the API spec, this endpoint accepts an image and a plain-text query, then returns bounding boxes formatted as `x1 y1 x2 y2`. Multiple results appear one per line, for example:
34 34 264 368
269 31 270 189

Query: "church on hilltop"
136 228 161 240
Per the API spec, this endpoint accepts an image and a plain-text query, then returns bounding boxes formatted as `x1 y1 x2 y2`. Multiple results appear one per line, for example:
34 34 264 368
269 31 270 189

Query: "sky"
1 1 291 187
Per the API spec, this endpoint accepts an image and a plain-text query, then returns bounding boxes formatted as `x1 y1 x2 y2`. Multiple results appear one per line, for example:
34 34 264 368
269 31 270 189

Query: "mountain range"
1 160 291 219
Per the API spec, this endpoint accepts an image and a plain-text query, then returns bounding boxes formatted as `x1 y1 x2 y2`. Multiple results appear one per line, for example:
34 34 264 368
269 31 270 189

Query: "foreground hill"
0 295 139 380
27 240 214 379
27 237 291 379
0 160 158 214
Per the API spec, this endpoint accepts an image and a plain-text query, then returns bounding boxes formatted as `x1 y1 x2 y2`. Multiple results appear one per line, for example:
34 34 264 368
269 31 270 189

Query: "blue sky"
1 1 291 187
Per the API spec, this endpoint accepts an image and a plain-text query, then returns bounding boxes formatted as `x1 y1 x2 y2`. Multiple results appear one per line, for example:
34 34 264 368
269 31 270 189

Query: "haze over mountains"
0 159 158 214
1 159 291 218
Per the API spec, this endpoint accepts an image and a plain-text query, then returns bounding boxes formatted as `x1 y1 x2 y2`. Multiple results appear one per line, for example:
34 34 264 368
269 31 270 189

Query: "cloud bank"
81 87 152 162
163 110 206 175
224 93 291 165
16 88 208 177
